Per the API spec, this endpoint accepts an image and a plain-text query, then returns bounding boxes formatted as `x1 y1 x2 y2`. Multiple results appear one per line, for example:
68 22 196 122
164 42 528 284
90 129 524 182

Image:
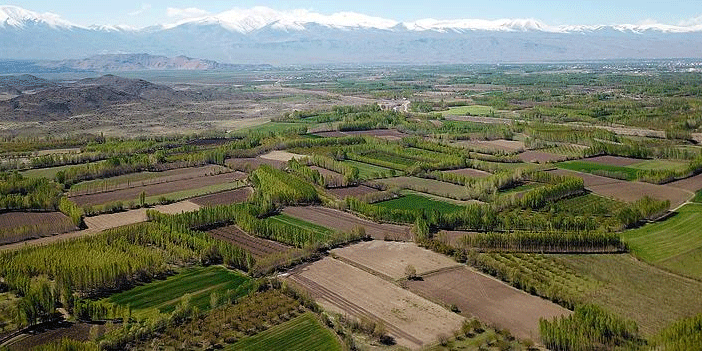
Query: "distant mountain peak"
0 5 77 29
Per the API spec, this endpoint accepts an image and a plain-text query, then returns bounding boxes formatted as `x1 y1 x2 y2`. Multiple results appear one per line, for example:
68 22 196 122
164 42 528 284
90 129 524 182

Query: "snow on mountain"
0 5 78 29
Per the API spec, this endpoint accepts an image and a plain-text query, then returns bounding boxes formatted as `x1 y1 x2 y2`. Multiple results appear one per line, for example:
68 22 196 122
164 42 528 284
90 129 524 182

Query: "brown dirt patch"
454 139 525 152
517 150 567 163
259 150 307 162
70 172 244 207
282 206 411 241
331 240 460 280
189 187 253 207
7 322 99 351
326 185 380 199
436 230 478 247
406 266 571 341
207 224 289 258
667 173 702 192
548 169 692 208
585 155 641 167
0 212 76 245
287 257 465 349
444 168 491 178
313 131 346 138
378 176 469 199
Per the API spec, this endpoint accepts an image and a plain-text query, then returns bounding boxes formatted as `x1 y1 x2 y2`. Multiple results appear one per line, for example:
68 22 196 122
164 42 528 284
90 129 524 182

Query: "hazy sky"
5 0 702 28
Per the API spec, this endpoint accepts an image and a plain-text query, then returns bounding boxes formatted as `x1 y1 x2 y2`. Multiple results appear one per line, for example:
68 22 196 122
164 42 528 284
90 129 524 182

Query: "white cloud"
128 3 151 16
679 14 702 26
166 7 209 19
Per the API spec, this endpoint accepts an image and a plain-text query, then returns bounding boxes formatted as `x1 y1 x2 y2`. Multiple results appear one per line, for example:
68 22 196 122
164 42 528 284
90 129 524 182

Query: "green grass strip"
228 312 342 351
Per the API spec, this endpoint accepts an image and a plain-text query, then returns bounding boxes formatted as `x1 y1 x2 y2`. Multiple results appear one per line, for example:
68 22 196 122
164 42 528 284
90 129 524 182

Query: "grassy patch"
21 163 96 179
441 105 496 117
242 122 311 134
341 160 397 179
555 254 702 335
621 203 702 279
105 266 254 318
375 193 463 214
229 312 341 351
557 160 638 180
378 176 469 200
628 159 687 171
265 214 334 237
546 193 626 216
692 190 702 203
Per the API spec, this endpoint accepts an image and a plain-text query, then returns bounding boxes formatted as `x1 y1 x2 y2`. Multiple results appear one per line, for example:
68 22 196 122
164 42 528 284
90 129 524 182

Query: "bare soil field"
6 322 98 351
517 150 567 163
282 206 411 241
584 155 641 167
407 266 571 341
287 257 465 349
309 166 342 178
326 185 380 198
207 224 289 258
331 241 460 280
0 212 76 245
667 172 702 192
70 172 244 206
69 165 229 196
444 168 491 178
259 150 307 162
548 169 692 208
435 230 478 247
189 186 253 207
313 131 346 138
378 176 468 199
226 157 286 171
454 139 525 152
0 201 200 251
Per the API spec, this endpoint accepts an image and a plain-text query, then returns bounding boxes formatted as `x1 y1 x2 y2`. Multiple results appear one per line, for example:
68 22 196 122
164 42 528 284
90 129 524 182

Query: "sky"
4 0 702 29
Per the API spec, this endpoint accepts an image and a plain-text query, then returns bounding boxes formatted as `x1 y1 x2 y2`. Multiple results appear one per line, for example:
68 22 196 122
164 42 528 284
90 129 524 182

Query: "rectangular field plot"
444 168 491 178
406 266 571 341
331 240 460 280
557 160 639 180
70 172 245 207
377 176 469 200
105 266 254 317
517 150 567 163
555 254 702 335
287 257 465 349
622 204 702 279
207 224 290 258
326 185 379 199
375 194 463 214
584 155 642 167
546 193 626 216
667 172 702 192
342 160 395 179
189 186 253 207
282 206 411 241
0 211 76 245
265 213 334 238
628 159 687 171
452 139 525 153
229 312 341 351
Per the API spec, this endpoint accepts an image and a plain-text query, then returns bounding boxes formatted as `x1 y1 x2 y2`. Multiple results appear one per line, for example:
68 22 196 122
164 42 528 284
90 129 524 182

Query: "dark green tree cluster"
616 196 670 228
460 231 622 253
653 313 702 351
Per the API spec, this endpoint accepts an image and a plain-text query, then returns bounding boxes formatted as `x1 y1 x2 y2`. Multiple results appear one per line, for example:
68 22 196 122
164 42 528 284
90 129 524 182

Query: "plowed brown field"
190 187 253 206
207 224 289 258
282 206 411 241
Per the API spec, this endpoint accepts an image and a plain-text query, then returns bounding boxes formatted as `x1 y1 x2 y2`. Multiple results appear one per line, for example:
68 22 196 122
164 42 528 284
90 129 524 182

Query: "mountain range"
2 5 702 64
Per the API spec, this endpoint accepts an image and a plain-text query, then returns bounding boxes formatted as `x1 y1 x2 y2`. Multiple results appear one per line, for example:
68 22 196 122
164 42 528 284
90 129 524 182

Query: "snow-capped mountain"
2 5 702 65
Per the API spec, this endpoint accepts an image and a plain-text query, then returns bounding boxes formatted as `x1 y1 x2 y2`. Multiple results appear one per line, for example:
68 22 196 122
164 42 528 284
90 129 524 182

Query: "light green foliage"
229 312 342 351
375 194 462 214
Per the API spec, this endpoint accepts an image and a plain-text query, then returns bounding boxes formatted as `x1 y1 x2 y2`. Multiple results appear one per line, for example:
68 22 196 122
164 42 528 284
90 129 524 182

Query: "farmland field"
69 172 245 207
229 312 341 351
105 266 254 317
444 167 490 178
189 186 253 206
546 193 626 216
69 165 229 195
331 240 460 280
667 172 702 192
21 163 97 179
207 224 290 258
341 159 395 179
226 157 286 171
452 139 525 153
555 254 702 335
377 176 469 199
584 155 641 167
540 144 588 158
282 206 412 241
326 185 379 198
557 160 639 180
264 213 334 238
441 105 496 117
629 159 687 171
287 257 465 349
375 193 463 214
407 266 571 341
343 129 408 141
621 204 702 279
0 212 76 245
259 150 307 162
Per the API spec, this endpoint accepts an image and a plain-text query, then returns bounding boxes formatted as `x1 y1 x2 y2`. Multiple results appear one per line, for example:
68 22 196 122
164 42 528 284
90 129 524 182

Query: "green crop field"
441 105 496 116
555 253 702 335
362 150 418 167
694 190 702 203
342 159 396 179
375 193 463 214
557 160 639 180
547 193 626 216
228 312 341 351
628 159 687 171
21 163 98 180
265 214 334 237
105 266 254 317
142 182 246 205
621 203 702 279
